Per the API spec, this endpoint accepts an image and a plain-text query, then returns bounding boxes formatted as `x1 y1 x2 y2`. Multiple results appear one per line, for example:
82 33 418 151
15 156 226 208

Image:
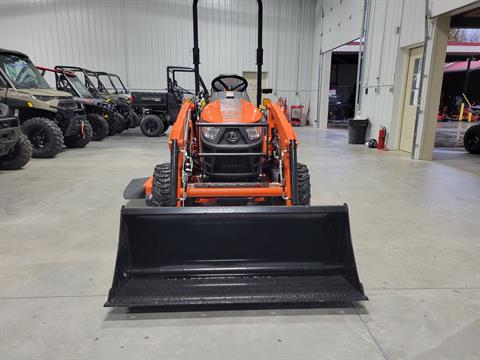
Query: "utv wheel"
140 114 165 137
108 113 125 135
64 120 93 148
297 163 311 205
116 113 128 133
128 112 140 128
464 124 480 154
87 113 109 141
0 134 32 170
22 117 63 158
163 120 170 133
151 162 173 206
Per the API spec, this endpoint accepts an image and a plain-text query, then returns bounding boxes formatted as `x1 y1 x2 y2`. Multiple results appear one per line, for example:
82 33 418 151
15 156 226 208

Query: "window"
409 58 422 106
0 54 51 89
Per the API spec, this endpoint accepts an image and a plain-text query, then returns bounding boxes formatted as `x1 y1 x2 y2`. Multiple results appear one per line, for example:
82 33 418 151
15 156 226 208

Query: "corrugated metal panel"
399 0 424 48
320 0 364 53
0 0 316 107
359 0 410 142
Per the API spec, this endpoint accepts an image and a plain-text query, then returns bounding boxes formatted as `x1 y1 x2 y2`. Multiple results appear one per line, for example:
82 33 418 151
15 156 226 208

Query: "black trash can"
348 119 369 144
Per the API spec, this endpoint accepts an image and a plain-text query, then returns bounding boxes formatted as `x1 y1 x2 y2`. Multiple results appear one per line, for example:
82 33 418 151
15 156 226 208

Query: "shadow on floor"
103 301 368 321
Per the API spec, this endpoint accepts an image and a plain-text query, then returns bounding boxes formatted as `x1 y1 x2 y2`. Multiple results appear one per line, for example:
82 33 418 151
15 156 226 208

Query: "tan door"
400 47 424 153
242 71 268 105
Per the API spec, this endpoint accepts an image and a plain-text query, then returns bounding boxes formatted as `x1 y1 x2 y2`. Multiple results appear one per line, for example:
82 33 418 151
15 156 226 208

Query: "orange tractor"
105 0 366 309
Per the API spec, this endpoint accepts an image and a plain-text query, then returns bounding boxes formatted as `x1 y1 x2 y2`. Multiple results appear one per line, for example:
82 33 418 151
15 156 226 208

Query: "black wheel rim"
144 120 158 134
468 135 480 146
30 128 49 149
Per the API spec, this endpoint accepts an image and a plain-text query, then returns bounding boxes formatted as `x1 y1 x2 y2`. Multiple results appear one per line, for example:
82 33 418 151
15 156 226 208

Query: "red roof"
444 60 480 73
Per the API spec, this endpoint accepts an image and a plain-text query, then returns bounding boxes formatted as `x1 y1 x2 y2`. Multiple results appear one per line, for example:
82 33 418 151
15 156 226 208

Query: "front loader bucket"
105 205 367 308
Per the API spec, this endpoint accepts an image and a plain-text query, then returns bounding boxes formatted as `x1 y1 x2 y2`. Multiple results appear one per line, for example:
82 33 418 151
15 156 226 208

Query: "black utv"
132 66 208 137
93 71 139 129
38 66 116 141
0 49 91 158
0 89 32 170
94 71 143 126
55 66 129 135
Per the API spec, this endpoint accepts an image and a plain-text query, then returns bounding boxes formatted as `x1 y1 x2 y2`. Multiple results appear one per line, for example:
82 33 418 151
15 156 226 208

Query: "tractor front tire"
22 117 64 158
88 113 109 141
297 163 311 205
151 162 172 207
140 114 165 137
64 120 93 148
0 134 32 170
464 124 480 154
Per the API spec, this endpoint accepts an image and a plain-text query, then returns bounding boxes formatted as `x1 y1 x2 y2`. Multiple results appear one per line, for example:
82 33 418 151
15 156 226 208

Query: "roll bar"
192 0 263 106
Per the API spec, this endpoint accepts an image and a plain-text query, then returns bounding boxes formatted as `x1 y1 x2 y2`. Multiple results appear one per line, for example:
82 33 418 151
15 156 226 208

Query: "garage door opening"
433 8 480 164
327 42 359 129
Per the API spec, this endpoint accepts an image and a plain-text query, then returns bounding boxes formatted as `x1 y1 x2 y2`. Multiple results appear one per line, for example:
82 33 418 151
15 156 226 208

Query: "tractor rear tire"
140 114 165 137
151 162 172 207
0 134 32 170
88 113 109 141
297 162 311 205
464 124 480 154
22 117 64 158
64 120 93 148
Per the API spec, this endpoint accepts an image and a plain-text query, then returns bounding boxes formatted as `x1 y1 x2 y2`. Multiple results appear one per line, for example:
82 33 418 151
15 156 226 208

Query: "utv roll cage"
55 66 105 98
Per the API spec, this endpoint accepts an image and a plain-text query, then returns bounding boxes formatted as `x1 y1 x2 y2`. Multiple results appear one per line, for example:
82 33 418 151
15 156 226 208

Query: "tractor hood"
201 98 262 123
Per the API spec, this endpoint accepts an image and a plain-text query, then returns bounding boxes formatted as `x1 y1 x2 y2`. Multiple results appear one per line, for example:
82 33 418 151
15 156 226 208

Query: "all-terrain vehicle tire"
464 124 480 154
64 120 93 148
151 162 172 207
128 112 140 128
87 113 109 141
116 113 128 134
163 120 170 133
297 162 311 205
108 113 124 135
140 114 165 137
0 134 32 170
22 117 64 158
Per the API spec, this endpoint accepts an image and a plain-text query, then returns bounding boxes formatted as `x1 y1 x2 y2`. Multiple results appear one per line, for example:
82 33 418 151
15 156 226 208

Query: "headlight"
201 126 221 140
245 127 262 140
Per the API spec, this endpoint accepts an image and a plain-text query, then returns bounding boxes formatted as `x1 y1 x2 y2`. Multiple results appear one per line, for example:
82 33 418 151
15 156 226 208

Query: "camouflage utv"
0 49 92 158
0 88 32 170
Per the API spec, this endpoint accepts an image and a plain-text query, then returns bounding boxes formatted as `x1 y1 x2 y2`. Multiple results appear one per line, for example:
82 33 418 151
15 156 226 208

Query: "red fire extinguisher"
377 126 387 150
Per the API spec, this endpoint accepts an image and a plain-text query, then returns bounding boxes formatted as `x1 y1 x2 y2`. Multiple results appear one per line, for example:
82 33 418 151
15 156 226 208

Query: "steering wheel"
211 74 248 92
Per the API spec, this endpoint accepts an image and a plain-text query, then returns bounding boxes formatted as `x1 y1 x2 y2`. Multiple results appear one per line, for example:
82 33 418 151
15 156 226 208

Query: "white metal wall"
0 0 316 106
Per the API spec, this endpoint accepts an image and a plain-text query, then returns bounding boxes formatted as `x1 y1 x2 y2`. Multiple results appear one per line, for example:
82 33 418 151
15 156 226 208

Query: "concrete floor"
434 121 473 149
1 127 479 359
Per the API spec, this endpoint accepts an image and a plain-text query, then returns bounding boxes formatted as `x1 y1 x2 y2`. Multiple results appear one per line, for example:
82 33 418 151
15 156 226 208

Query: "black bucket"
348 119 369 144
105 205 367 308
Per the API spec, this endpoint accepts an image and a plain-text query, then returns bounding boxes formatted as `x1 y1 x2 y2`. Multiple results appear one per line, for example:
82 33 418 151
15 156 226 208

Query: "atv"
93 71 139 130
55 66 129 135
105 0 366 309
94 71 143 126
132 66 208 137
38 66 116 141
0 89 32 170
0 49 92 158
